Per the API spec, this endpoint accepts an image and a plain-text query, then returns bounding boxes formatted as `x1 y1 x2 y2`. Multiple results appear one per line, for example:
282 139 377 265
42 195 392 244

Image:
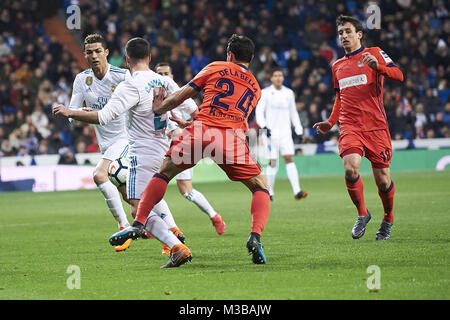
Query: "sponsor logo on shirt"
380 51 392 63
338 74 368 89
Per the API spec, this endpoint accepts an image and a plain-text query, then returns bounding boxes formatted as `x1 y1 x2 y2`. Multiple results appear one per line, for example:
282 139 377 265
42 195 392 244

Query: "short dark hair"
84 34 107 50
125 37 150 61
270 67 283 77
226 34 254 63
155 62 171 70
336 15 363 34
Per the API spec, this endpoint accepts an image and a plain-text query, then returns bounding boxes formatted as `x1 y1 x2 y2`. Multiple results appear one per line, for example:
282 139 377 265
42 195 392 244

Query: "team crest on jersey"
357 60 364 67
86 76 93 86
110 85 116 93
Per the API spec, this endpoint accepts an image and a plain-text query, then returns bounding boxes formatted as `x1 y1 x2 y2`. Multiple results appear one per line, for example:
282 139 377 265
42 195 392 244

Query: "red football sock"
134 173 170 226
345 175 368 217
250 189 271 235
378 181 395 224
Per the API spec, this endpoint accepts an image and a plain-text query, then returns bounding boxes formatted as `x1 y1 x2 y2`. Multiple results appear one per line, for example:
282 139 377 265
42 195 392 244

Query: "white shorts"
126 139 169 200
267 135 295 159
175 168 193 181
102 139 129 161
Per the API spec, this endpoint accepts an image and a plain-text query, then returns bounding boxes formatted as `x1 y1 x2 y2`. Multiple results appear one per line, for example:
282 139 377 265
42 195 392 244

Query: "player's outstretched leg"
114 227 132 252
186 189 226 235
160 244 192 268
139 212 191 267
242 174 271 264
178 177 226 235
162 227 186 255
109 224 144 246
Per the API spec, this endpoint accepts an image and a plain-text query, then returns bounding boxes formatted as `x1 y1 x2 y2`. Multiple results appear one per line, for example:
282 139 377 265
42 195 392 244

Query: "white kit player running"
67 34 132 252
155 63 226 236
255 68 308 202
54 37 191 264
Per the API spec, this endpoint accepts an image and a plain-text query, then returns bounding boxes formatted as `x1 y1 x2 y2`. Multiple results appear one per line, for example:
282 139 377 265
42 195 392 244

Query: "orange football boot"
114 226 132 252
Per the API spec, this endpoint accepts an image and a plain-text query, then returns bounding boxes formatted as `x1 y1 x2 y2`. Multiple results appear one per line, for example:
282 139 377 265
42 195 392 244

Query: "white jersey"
169 97 197 122
97 70 192 156
255 84 303 137
69 64 130 153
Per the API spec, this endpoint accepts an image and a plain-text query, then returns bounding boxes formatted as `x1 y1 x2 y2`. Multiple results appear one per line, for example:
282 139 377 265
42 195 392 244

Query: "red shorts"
338 129 392 168
166 122 262 181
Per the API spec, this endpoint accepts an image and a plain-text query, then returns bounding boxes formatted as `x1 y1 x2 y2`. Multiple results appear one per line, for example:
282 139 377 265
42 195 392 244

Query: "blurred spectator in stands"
0 36 11 58
109 49 124 67
419 88 443 122
189 47 209 75
414 103 428 135
442 102 450 125
31 105 50 139
58 147 77 165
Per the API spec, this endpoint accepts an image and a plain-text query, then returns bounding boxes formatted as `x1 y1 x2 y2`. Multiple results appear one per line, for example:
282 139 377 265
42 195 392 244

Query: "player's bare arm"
169 111 191 128
313 121 333 135
53 104 100 124
153 85 197 115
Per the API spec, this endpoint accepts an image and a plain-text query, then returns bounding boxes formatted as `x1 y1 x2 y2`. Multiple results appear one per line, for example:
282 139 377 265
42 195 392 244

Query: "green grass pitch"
1 170 449 300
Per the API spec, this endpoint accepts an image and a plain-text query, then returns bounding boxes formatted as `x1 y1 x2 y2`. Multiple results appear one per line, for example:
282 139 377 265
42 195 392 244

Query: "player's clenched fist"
313 120 333 134
362 52 378 70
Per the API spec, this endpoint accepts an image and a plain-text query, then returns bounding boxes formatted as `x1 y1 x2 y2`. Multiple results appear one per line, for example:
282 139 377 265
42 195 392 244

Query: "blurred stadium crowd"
0 0 449 159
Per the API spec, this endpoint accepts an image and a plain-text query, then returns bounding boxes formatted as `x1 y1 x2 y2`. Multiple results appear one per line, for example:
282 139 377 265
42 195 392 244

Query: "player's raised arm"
98 80 139 126
153 84 198 115
53 104 100 124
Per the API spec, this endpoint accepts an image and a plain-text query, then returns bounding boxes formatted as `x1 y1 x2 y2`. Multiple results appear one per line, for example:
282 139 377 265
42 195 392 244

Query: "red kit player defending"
313 15 403 240
110 34 270 266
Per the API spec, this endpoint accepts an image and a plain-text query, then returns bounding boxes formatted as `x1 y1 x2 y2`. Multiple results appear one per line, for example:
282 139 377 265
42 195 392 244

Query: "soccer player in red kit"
109 34 271 265
313 15 404 240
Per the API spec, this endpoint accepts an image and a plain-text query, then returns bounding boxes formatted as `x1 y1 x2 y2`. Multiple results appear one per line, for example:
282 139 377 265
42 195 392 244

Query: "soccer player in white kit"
255 68 308 201
155 63 226 236
67 34 132 252
54 38 192 267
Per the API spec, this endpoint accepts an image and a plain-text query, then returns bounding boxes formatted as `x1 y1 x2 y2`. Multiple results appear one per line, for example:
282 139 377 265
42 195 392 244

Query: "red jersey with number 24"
188 61 261 131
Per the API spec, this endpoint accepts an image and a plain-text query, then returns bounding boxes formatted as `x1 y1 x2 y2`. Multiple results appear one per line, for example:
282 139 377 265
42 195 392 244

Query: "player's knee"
284 155 293 163
177 181 192 196
376 177 391 192
93 168 108 185
244 174 269 192
344 167 359 180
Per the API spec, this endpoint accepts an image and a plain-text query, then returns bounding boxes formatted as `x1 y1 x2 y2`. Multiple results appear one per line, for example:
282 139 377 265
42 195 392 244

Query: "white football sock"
184 189 217 218
152 199 177 229
286 162 301 195
265 164 277 196
144 212 182 248
98 180 130 228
